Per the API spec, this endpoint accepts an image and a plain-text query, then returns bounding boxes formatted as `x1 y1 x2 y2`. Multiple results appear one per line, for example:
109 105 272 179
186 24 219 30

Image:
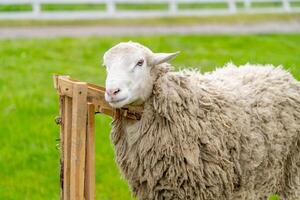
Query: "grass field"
0 2 292 12
0 13 299 27
0 35 299 200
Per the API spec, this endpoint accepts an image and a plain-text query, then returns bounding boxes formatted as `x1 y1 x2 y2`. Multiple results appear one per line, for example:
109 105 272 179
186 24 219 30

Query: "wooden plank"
63 96 73 200
59 96 65 200
84 103 95 200
57 77 74 97
53 75 59 90
70 82 88 200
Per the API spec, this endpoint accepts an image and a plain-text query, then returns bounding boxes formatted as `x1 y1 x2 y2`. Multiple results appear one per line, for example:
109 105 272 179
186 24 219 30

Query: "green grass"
0 2 296 11
0 4 32 12
251 2 283 8
178 2 228 10
0 35 299 200
291 1 300 7
0 2 298 16
42 4 106 11
117 3 169 10
0 6 300 27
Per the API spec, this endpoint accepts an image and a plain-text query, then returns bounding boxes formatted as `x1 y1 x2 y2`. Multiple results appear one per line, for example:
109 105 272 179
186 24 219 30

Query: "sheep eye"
136 59 144 67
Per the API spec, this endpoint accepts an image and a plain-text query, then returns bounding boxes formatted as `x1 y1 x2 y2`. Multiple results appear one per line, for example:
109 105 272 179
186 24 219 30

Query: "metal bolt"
55 116 62 125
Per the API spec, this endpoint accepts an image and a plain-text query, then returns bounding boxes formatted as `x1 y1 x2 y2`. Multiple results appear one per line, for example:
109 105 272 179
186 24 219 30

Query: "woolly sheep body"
109 62 300 200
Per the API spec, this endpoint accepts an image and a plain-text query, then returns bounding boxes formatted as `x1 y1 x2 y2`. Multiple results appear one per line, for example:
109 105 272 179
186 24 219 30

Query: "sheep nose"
106 88 121 96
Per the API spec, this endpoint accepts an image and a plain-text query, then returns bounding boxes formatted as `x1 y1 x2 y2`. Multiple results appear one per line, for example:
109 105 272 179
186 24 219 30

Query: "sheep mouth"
107 97 129 108
108 97 127 104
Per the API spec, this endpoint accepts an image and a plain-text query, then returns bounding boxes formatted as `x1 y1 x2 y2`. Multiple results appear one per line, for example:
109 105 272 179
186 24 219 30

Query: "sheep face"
103 42 179 108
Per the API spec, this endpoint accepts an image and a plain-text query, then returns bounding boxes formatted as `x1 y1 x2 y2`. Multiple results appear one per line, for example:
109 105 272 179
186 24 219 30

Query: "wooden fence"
0 0 300 20
53 75 142 200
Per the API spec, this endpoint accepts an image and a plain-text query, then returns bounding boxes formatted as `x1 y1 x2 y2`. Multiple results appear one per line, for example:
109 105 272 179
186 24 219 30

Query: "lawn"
0 13 300 27
0 35 299 200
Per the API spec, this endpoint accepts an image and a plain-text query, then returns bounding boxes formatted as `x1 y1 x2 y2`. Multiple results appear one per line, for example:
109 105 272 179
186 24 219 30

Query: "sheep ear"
152 52 180 65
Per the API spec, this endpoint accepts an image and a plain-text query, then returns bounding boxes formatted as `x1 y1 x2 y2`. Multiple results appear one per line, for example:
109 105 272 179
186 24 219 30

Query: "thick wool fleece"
110 64 300 200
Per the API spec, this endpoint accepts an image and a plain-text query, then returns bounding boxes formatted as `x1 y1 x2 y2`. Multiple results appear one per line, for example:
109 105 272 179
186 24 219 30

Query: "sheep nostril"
113 88 121 95
106 88 121 96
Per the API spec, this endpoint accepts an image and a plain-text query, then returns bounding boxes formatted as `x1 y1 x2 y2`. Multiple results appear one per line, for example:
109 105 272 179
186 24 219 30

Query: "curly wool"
110 63 300 200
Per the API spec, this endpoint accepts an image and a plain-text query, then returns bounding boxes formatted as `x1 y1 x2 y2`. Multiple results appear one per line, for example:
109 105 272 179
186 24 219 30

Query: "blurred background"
0 0 299 200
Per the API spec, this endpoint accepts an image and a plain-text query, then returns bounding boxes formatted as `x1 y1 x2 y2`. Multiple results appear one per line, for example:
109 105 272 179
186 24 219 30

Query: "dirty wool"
110 64 300 200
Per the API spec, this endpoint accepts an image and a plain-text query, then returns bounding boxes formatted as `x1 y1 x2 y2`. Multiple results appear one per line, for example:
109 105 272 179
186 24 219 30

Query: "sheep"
103 41 300 200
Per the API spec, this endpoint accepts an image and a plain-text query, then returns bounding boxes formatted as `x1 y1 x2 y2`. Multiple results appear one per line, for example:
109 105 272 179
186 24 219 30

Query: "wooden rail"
53 75 142 200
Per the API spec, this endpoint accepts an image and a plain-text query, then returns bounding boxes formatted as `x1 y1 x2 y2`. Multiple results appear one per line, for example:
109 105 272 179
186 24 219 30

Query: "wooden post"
63 96 72 200
70 82 88 200
59 96 65 200
85 103 96 200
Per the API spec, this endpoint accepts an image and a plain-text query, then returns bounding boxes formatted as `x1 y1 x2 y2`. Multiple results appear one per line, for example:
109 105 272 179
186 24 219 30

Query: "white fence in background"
0 0 299 20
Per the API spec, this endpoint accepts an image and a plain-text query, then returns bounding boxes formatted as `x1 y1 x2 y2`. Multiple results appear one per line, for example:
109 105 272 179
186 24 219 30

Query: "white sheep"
103 41 300 200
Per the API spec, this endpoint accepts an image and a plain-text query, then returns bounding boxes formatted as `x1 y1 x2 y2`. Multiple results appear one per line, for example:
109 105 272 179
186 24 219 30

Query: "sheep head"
103 41 179 108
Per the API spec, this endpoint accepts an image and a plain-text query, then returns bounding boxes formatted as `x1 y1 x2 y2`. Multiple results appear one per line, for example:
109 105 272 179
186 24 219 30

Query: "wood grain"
85 103 95 200
63 96 72 200
70 82 88 200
